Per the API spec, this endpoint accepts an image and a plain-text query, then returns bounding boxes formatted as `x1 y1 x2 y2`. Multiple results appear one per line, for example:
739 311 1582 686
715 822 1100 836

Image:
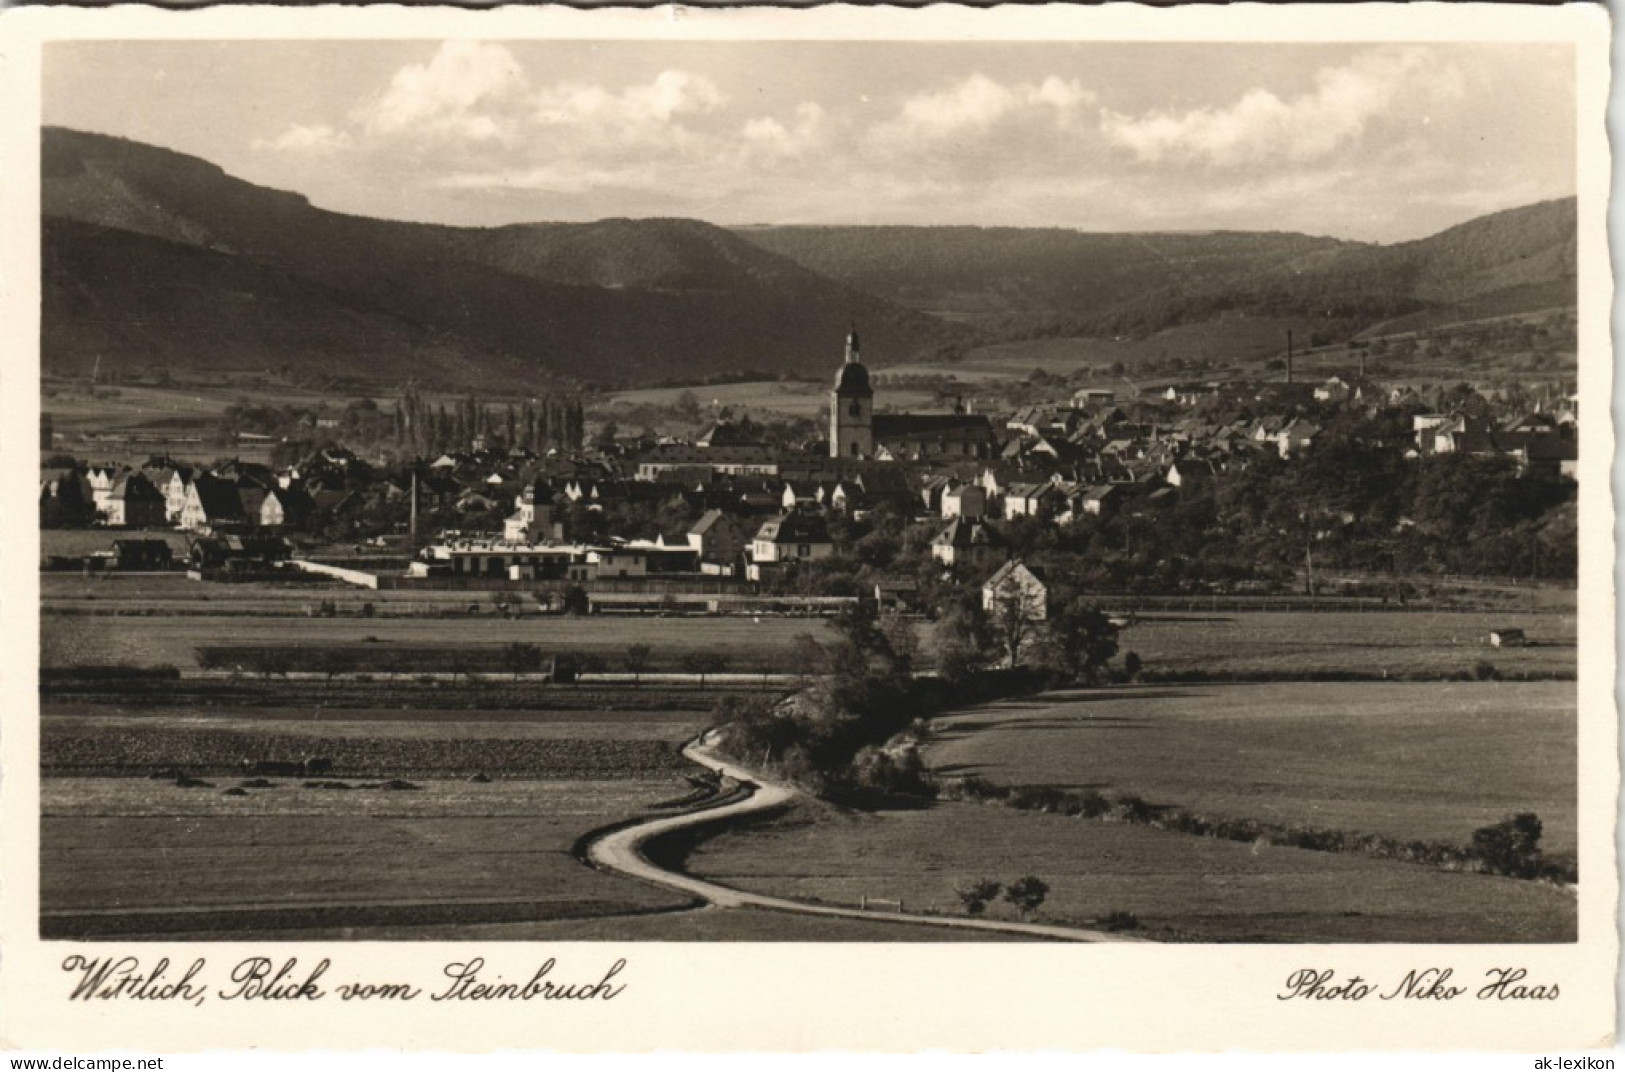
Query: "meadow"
42 380 251 436
42 573 510 616
303 905 1024 942
45 703 701 741
41 379 480 439
901 317 1357 384
1115 610 1575 679
41 778 696 938
601 379 941 422
43 577 1576 681
923 681 1576 853
682 797 1575 943
39 530 192 560
39 652 731 938
41 724 691 779
39 566 1580 942
42 604 839 671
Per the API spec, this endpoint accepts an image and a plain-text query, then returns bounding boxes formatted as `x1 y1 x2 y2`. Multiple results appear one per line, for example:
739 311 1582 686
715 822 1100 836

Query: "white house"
747 513 834 580
931 518 1001 568
982 559 1049 622
941 483 987 520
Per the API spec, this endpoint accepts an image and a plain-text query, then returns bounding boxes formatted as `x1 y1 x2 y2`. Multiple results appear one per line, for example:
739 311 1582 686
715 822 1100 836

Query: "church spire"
845 325 861 364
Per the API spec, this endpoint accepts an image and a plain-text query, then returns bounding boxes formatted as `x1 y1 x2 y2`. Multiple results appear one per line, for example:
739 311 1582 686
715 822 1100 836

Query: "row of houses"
1412 411 1578 478
41 455 365 534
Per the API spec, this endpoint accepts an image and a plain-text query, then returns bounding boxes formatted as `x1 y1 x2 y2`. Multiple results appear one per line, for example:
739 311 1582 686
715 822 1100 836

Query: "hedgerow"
935 774 1577 886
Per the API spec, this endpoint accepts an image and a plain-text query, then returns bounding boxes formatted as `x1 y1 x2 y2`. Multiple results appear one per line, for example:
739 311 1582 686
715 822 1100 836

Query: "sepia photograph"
2 1 1615 1054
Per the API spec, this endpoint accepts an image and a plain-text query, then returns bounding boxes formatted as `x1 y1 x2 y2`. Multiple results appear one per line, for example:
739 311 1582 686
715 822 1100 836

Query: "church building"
830 328 996 461
830 328 875 459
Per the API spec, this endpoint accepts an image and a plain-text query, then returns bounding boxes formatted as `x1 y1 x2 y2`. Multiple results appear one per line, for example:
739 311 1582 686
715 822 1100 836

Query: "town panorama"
37 40 1580 944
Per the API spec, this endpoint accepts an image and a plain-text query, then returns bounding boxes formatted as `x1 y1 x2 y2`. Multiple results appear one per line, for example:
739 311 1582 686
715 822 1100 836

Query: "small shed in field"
1488 628 1527 648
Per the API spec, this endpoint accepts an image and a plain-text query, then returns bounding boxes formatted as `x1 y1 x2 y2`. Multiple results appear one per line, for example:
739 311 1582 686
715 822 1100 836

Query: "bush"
561 585 590 616
939 776 1008 804
1008 784 1072 814
1112 794 1156 824
956 878 1003 916
1471 813 1544 878
1473 660 1501 681
1004 875 1049 919
1072 789 1112 818
1100 911 1141 932
850 743 937 798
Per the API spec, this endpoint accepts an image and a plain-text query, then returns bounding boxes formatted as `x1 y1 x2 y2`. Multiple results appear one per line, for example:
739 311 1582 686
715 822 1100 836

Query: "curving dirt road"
584 733 1142 942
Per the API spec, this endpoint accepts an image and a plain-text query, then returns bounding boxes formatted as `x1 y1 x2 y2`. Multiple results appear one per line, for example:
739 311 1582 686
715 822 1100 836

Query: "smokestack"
410 469 419 541
1286 331 1294 385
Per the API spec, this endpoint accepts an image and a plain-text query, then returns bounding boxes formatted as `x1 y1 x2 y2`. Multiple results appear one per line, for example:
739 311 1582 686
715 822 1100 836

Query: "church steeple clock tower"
830 326 874 459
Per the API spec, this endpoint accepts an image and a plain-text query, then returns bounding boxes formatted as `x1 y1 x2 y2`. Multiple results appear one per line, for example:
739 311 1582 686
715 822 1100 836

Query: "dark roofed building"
102 472 166 527
748 511 834 580
931 517 1002 568
872 413 998 461
110 538 174 571
188 534 293 571
179 474 247 533
636 443 779 481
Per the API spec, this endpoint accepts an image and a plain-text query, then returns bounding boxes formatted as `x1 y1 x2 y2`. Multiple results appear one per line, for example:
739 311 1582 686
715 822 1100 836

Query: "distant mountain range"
737 198 1577 340
41 127 1576 390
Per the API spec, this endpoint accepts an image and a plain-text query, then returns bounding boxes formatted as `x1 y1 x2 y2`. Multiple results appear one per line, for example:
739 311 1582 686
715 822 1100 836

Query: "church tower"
830 327 874 459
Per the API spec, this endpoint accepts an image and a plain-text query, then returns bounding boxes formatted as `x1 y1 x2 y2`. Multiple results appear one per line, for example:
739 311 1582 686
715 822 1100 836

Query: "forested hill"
737 198 1577 342
40 127 969 388
41 126 1575 389
734 226 1356 320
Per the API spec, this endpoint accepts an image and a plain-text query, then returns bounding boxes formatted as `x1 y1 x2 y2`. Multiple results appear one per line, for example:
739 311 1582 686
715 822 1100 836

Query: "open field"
42 609 839 671
145 905 1030 942
925 682 1576 854
42 380 475 438
41 778 695 937
41 722 691 779
1116 610 1575 678
43 381 254 436
601 379 939 421
40 530 193 560
682 797 1574 942
901 318 1361 384
44 574 389 602
43 585 1575 680
44 703 703 742
42 573 513 614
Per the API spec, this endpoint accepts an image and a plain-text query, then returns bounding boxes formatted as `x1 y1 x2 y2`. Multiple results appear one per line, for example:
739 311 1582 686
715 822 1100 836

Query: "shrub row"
193 644 783 678
936 777 1578 886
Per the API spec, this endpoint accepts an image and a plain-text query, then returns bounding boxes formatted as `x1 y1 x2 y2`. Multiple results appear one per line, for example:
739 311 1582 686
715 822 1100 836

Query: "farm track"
582 734 1143 943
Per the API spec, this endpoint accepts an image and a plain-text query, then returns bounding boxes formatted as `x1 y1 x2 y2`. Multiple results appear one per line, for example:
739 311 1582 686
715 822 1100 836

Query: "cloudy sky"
45 40 1574 243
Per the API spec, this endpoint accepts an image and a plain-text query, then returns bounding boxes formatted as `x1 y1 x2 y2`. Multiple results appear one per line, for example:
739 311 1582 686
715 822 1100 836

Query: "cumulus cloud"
1100 49 1466 167
740 102 829 159
434 162 658 196
357 40 529 143
532 68 727 151
252 123 353 154
874 73 1096 146
227 42 1560 239
352 42 728 152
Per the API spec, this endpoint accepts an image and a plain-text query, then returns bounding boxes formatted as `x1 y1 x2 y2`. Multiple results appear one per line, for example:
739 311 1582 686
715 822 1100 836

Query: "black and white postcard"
0 2 1614 1053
